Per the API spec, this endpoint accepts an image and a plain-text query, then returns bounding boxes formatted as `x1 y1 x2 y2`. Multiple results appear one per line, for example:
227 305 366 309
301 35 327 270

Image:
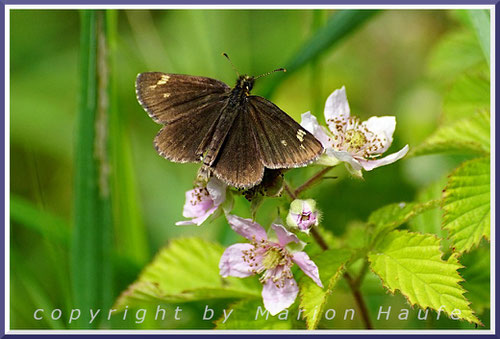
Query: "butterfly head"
236 75 255 95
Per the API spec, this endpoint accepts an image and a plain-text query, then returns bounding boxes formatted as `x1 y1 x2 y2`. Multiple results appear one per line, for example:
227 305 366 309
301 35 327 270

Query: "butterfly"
135 64 324 189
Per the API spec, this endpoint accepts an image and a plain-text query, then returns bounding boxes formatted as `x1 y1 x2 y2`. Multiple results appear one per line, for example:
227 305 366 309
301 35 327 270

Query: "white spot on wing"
281 140 287 146
157 74 170 85
163 93 170 98
296 129 306 142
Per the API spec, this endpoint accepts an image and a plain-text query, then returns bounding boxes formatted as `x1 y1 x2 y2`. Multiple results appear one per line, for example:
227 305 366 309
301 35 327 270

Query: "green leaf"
72 10 114 326
262 10 379 97
368 230 481 325
442 67 490 123
215 299 295 329
113 237 260 310
442 157 490 253
467 10 490 65
411 110 490 157
298 249 352 329
428 30 485 82
460 246 490 313
369 200 440 246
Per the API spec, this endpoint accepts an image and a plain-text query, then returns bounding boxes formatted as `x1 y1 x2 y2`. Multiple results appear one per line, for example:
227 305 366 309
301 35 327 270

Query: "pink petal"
330 150 363 171
362 116 396 154
358 144 409 171
226 214 267 242
300 112 331 148
181 188 215 218
292 252 323 288
219 243 255 278
175 205 217 226
206 178 226 206
271 224 300 247
324 86 350 127
262 275 299 316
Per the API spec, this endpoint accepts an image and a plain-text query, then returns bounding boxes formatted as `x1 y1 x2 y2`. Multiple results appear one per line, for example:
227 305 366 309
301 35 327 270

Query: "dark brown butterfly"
136 65 324 189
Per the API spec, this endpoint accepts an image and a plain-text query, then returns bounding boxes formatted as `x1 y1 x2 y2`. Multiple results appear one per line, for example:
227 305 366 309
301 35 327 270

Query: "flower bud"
286 199 319 234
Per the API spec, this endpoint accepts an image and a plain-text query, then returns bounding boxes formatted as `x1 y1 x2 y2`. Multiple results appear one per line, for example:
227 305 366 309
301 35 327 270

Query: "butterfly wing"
136 72 230 163
212 106 264 188
136 72 230 124
247 96 324 169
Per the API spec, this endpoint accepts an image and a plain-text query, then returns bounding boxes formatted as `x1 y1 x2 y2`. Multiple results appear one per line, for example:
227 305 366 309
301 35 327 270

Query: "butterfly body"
136 72 323 189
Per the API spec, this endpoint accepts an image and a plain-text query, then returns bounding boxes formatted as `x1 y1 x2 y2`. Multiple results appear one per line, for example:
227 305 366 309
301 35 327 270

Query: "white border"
4 4 496 335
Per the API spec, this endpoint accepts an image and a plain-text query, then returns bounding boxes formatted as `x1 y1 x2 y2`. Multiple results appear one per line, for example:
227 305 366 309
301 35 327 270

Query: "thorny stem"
284 168 374 330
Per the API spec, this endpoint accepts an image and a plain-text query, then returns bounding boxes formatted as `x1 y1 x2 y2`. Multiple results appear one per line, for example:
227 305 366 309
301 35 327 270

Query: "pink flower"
301 86 409 175
286 199 319 234
176 178 226 226
219 214 323 315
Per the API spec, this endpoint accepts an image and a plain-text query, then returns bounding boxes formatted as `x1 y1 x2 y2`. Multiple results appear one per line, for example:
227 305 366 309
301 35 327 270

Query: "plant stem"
295 166 333 196
284 171 374 329
344 271 374 329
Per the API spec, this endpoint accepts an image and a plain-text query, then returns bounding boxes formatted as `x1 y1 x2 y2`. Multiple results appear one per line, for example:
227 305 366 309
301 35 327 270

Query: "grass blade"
262 10 379 97
72 10 113 327
107 10 149 267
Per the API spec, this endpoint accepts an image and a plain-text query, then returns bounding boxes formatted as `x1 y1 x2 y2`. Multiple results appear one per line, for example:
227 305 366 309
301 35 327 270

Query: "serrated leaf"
113 238 260 310
298 249 352 329
428 30 484 82
460 246 490 313
411 110 490 157
442 68 490 123
368 230 481 325
369 200 439 245
215 299 295 329
443 157 490 253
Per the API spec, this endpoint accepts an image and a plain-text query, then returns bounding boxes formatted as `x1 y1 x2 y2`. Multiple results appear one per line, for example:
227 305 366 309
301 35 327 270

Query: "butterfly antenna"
254 67 286 80
222 53 240 76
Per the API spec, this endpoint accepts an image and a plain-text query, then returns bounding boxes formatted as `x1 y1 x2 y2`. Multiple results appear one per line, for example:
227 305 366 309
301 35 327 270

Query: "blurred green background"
9 9 489 329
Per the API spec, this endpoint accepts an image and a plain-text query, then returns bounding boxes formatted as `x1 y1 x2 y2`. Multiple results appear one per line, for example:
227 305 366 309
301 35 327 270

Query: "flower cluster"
174 86 408 315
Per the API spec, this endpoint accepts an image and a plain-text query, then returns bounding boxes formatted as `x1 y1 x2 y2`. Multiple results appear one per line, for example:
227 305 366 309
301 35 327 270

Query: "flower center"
345 129 367 152
300 212 311 222
190 187 210 206
262 247 285 270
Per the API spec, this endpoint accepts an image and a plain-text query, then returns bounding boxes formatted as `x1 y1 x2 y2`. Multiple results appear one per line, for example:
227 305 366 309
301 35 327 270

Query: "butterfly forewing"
154 98 227 163
136 72 230 124
212 107 264 188
248 96 323 169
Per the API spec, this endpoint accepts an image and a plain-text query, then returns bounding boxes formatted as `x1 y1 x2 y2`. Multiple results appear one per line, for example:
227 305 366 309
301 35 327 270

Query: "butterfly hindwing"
248 96 324 169
136 72 230 124
212 107 264 188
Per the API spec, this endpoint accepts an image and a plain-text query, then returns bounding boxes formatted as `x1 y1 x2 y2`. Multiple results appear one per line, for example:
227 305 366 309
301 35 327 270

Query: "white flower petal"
362 116 396 154
206 178 226 206
330 150 363 171
300 112 331 148
271 223 300 247
324 86 350 126
358 144 410 171
219 243 255 278
226 214 267 242
292 252 323 288
262 275 298 316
